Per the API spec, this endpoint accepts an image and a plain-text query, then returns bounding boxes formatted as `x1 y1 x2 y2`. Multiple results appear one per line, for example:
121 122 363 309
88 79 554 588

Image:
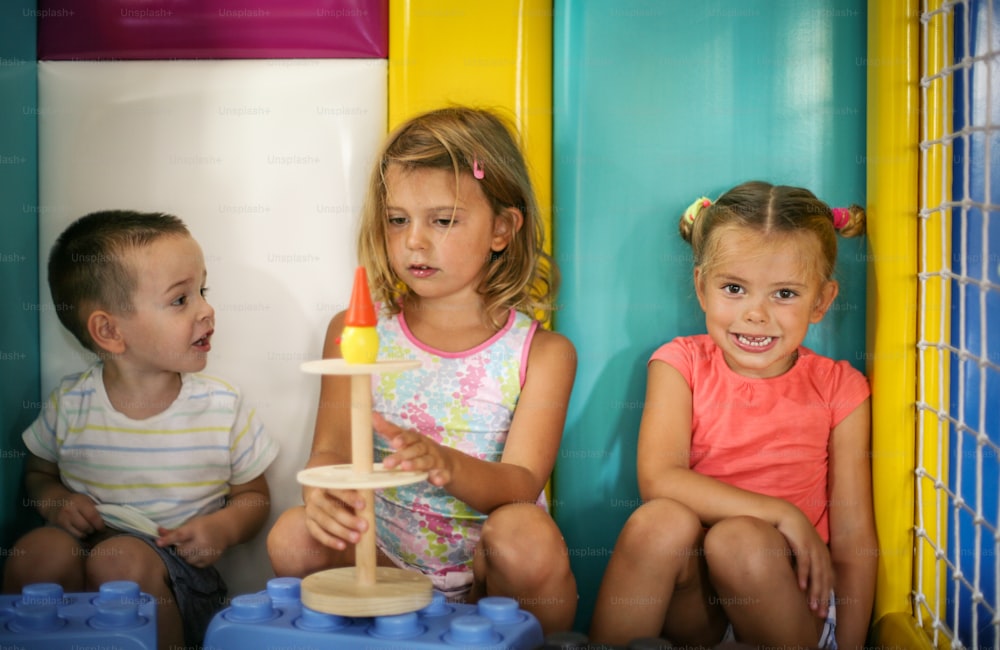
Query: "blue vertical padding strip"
553 0 867 628
949 0 999 644
0 0 40 562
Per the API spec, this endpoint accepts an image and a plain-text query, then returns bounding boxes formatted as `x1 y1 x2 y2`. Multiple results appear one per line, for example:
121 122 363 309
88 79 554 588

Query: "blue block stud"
204 577 544 649
0 581 157 650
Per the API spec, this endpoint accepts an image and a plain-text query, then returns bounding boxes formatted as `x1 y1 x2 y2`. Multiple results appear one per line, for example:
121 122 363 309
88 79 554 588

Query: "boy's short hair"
48 210 190 352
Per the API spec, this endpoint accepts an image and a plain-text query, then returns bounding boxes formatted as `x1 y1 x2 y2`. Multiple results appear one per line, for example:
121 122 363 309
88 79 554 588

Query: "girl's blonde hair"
358 106 557 327
678 180 866 280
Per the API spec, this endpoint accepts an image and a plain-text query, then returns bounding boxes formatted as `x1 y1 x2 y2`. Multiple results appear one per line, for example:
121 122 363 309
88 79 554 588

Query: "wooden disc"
300 358 420 375
301 567 433 617
296 463 428 490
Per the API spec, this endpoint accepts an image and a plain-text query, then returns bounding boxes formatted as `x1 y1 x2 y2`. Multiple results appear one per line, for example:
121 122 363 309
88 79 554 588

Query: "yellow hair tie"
683 196 712 224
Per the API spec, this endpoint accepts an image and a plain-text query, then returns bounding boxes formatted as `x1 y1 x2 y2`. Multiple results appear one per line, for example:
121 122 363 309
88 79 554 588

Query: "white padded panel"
38 60 387 596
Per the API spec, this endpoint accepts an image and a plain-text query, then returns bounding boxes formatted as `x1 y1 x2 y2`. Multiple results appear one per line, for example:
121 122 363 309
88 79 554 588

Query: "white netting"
915 1 1000 648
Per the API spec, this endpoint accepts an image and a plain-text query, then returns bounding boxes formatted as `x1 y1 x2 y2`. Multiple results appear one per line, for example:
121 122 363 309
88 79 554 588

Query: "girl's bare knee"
705 516 786 585
266 507 303 548
480 504 568 582
705 516 774 552
620 498 702 558
268 508 315 575
268 507 348 577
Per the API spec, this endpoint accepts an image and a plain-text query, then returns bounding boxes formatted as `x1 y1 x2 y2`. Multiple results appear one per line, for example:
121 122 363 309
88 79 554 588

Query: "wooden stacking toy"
296 267 432 616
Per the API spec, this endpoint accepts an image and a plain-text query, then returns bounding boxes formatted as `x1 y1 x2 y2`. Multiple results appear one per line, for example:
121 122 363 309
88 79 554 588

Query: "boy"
3 211 279 648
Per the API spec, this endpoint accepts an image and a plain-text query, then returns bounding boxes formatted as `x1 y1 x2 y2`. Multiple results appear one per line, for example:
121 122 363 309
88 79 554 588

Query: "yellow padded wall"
866 0 920 627
388 0 553 251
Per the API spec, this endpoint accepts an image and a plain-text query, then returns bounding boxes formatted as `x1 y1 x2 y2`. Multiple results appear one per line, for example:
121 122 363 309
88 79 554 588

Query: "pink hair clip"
831 207 851 230
472 158 485 180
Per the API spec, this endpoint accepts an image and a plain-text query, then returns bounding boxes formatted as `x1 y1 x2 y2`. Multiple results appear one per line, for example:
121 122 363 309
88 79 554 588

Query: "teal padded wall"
552 0 867 629
0 0 40 563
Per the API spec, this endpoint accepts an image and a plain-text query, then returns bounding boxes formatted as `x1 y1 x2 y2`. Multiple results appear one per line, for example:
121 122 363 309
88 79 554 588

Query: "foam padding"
387 0 553 239
38 59 386 596
869 612 936 650
866 0 919 621
38 0 388 60
552 0 868 628
0 0 41 558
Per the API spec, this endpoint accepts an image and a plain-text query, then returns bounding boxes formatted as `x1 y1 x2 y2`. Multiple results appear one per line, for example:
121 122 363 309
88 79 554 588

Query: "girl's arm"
827 398 877 649
382 328 576 513
638 361 808 526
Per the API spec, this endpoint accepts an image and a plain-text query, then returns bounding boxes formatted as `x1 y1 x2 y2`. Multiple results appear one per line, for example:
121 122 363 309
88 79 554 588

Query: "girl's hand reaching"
375 413 453 487
775 505 834 618
302 485 369 551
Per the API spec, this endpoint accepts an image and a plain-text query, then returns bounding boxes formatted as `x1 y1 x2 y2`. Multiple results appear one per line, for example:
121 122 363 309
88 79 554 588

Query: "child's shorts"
133 535 228 645
720 590 837 649
376 538 475 602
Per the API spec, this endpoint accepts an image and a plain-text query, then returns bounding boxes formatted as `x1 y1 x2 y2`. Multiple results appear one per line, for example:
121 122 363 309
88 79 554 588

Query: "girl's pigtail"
831 204 867 238
679 196 712 242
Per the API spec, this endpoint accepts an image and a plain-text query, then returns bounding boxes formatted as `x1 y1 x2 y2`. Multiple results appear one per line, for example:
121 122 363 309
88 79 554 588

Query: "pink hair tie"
472 158 485 180
832 207 851 230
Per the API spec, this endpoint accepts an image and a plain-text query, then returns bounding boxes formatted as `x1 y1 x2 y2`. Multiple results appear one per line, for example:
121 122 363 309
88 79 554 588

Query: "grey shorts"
132 535 227 646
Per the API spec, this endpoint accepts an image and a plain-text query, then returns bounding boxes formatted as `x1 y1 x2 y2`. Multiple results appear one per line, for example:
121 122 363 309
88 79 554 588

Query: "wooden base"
301 566 433 617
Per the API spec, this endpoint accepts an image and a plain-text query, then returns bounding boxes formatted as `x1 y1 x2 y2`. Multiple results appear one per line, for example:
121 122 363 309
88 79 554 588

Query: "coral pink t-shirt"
649 334 870 542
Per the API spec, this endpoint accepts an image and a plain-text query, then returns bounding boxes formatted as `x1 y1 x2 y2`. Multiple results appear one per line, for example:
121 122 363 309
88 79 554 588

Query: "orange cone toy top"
345 266 377 327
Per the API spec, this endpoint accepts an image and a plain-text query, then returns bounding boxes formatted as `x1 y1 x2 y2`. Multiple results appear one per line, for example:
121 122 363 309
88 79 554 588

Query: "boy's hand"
50 493 105 539
156 519 226 568
375 413 452 487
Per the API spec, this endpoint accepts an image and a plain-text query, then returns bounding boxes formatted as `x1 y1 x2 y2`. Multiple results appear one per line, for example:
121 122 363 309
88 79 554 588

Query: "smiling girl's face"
695 226 838 379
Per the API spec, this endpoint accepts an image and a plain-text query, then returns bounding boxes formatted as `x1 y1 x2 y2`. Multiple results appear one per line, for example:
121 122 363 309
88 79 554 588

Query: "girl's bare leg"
267 505 357 576
472 503 577 634
705 516 826 647
590 498 726 647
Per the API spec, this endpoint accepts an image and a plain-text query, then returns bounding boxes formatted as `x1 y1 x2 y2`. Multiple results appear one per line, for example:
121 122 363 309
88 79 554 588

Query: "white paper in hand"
95 504 161 538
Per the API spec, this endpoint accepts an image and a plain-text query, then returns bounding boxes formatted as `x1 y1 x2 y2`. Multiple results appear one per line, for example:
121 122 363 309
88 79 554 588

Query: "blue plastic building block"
0 580 157 649
204 577 544 649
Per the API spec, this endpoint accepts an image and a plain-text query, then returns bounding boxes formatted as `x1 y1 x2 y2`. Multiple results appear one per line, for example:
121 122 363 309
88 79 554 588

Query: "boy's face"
113 234 214 374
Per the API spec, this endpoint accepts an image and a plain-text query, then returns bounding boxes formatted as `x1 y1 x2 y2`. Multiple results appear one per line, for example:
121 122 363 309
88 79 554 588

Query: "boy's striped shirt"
23 364 278 530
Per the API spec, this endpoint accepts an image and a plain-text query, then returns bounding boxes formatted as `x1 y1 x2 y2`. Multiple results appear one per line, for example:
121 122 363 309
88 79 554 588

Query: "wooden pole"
350 373 376 586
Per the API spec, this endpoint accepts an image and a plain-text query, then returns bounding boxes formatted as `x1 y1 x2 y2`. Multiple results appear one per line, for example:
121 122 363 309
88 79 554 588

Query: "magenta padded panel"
38 0 387 60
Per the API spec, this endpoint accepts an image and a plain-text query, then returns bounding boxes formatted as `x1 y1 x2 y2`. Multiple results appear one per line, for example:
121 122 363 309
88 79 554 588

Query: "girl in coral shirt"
591 182 876 649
